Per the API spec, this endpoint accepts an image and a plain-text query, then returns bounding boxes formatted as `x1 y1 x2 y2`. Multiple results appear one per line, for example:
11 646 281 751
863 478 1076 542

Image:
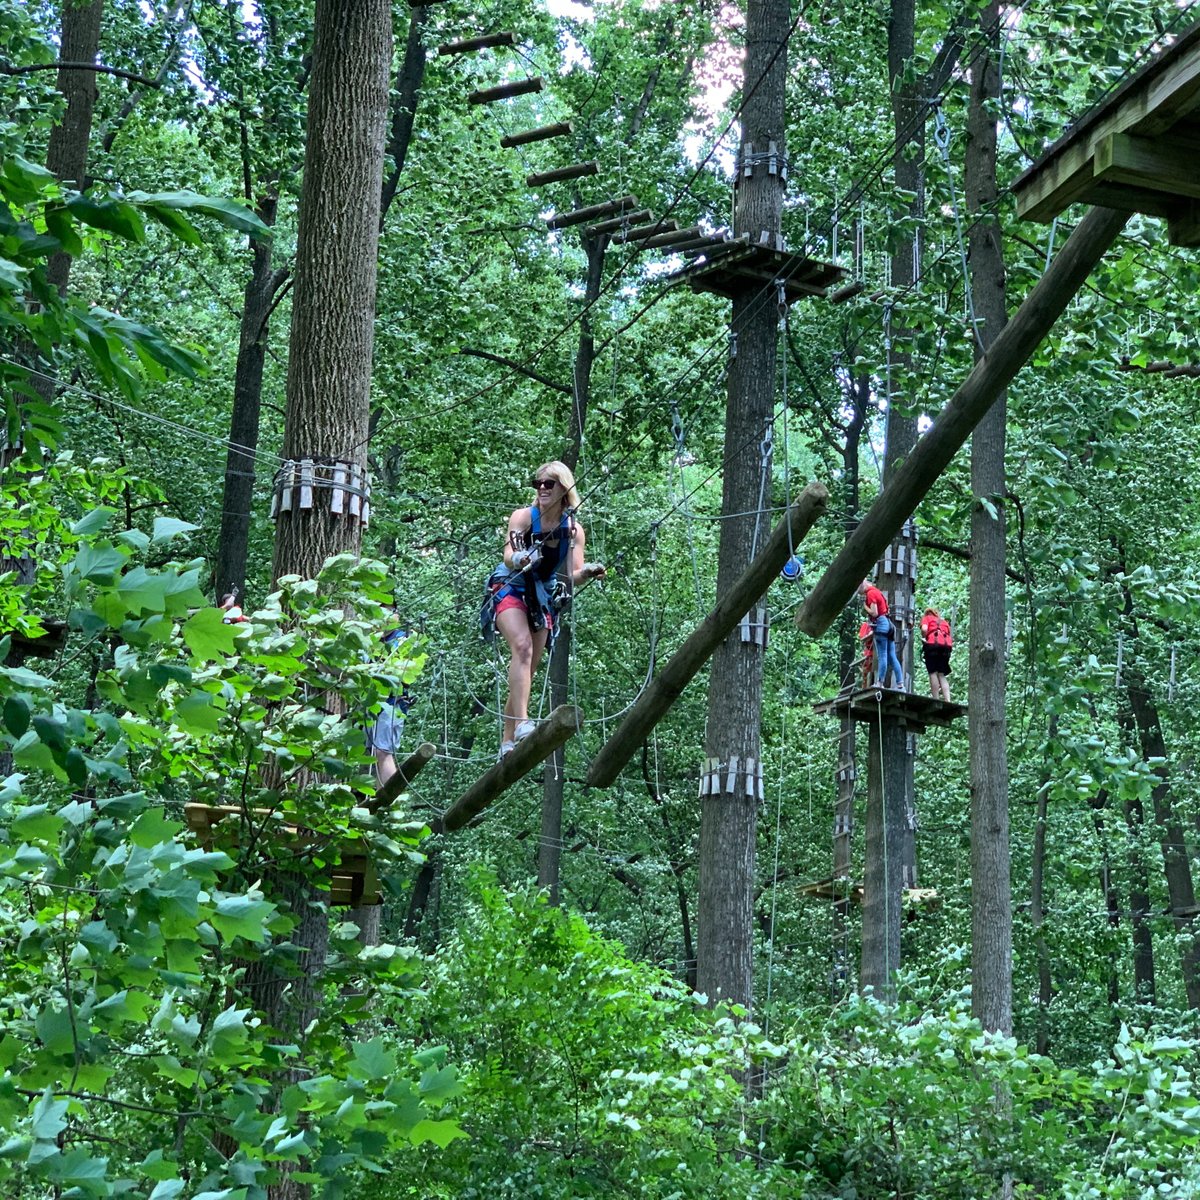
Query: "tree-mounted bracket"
736 140 789 183
738 605 769 648
698 753 765 800
270 457 371 526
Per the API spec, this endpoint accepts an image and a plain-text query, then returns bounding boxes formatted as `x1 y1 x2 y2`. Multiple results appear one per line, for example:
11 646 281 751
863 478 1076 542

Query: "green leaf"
129 807 184 849
148 1181 186 1200
71 507 115 536
130 189 271 239
3 695 30 737
12 804 64 841
30 1089 68 1140
352 1038 397 1080
408 1119 468 1148
183 607 241 660
175 690 220 734
66 194 146 241
212 895 276 944
151 516 200 545
71 542 127 584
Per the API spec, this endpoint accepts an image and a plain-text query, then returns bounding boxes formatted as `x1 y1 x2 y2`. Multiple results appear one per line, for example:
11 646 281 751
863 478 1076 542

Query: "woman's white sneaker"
514 719 537 742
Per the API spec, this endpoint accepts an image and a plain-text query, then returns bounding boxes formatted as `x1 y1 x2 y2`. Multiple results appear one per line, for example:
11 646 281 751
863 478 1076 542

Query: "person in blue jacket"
482 461 605 758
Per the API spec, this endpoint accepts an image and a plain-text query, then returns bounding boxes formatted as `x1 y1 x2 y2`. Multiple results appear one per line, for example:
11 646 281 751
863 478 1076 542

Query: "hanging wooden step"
526 160 598 187
469 78 543 105
612 218 677 244
830 279 867 304
652 232 732 255
636 223 699 249
586 208 652 236
674 243 846 304
547 194 638 231
438 31 516 55
501 121 573 148
810 685 967 733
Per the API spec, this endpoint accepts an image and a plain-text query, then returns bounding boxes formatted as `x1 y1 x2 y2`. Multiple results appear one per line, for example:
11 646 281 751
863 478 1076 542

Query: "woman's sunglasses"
532 478 559 491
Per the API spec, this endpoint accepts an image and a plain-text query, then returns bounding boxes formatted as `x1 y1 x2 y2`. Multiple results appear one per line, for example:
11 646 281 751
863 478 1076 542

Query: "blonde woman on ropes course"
481 461 606 759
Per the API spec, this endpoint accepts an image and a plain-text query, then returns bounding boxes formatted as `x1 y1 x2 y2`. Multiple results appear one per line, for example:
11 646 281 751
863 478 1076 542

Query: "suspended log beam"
438 32 516 55
368 740 436 813
526 160 598 187
636 223 700 248
438 705 581 833
612 218 678 244
547 194 638 231
586 484 828 789
469 78 543 105
830 280 866 304
501 121 573 148
795 205 1129 639
586 208 652 236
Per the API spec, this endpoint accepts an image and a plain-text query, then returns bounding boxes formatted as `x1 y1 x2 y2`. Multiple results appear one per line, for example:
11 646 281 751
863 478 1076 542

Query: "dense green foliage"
5 0 1200 1194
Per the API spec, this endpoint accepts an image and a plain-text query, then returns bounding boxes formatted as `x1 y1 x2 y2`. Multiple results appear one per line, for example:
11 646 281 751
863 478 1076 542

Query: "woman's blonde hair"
533 460 581 509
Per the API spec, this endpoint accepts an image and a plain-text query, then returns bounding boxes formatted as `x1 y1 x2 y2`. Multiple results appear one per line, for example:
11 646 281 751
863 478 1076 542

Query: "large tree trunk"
696 0 788 1012
1117 709 1157 1004
859 0 923 1000
539 234 604 902
250 2 391 1195
270 0 391 584
966 0 1012 1036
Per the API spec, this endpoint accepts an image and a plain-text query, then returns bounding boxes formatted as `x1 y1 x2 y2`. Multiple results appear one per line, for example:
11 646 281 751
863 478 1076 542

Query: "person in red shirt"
858 578 905 689
920 607 953 701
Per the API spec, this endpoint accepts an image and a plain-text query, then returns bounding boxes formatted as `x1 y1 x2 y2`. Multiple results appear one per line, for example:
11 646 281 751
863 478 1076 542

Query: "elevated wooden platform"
6 619 68 659
1013 21 1200 245
798 876 941 910
812 686 967 732
184 803 381 906
672 242 845 304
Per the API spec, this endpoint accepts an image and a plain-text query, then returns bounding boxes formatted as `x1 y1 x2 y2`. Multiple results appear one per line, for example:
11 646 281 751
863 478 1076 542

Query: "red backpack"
935 618 952 648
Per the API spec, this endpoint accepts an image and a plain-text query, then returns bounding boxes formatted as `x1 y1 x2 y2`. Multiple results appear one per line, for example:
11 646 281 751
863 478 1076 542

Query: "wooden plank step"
469 78 543 105
611 218 677 244
501 121 573 148
586 208 652 236
547 194 639 231
438 32 515 55
527 160 598 187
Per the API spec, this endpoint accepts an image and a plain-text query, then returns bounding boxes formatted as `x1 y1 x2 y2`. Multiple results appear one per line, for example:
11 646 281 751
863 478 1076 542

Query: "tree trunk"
250 2 391 1194
859 0 923 997
379 4 429 222
696 0 788 1012
539 234 604 902
1126 667 1200 1007
214 198 281 601
43 0 104 299
861 714 907 996
965 1 1012 1035
270 0 391 584
1117 709 1157 1005
1030 717 1055 1055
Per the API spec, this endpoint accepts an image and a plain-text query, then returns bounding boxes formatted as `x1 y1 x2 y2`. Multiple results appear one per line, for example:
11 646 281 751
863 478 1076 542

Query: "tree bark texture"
696 0 788 1013
44 0 104 298
379 4 428 221
271 0 392 583
966 4 1013 1035
1118 710 1158 1004
861 714 908 997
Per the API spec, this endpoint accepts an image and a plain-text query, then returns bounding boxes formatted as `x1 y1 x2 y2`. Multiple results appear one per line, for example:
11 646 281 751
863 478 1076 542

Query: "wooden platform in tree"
184 803 381 906
811 686 967 732
1013 21 1200 244
673 242 845 303
6 620 68 659
797 875 940 910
